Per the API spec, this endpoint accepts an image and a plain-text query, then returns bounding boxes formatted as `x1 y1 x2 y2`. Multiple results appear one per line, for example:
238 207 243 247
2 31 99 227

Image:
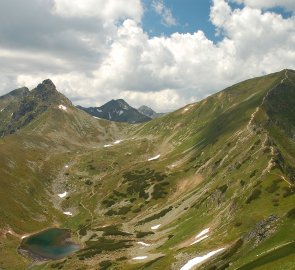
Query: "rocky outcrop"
244 214 279 246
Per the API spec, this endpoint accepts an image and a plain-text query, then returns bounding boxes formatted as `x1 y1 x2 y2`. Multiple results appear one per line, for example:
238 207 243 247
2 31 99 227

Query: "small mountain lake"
19 228 80 260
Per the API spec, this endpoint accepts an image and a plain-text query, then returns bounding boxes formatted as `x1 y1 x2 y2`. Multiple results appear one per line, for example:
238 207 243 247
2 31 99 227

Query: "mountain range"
77 100 162 123
0 70 294 270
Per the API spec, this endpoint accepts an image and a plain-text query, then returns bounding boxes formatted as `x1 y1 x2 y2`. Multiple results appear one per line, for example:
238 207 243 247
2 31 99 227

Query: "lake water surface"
19 228 79 260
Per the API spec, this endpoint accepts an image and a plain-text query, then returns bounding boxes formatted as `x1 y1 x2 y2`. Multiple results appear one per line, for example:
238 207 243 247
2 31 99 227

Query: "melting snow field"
195 228 210 239
190 228 210 246
58 105 67 111
148 155 161 161
63 211 73 216
58 192 68 198
137 241 151 247
180 248 225 270
65 165 69 169
190 235 209 246
104 140 123 148
151 224 161 230
104 144 113 148
132 256 148 260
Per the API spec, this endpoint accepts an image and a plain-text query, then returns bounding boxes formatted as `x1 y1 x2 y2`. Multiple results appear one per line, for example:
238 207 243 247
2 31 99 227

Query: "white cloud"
210 0 232 29
232 0 295 12
52 0 143 22
152 0 177 26
121 89 183 111
1 0 295 112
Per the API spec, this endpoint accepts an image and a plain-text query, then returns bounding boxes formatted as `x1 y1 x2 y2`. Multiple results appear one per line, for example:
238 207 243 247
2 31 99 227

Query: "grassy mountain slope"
0 70 294 270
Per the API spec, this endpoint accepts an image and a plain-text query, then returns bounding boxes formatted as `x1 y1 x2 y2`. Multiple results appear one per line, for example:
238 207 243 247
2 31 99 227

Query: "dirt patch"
172 174 203 200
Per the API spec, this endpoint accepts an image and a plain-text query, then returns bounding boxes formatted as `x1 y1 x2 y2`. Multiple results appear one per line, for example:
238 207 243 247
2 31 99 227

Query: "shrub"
265 179 280 193
287 207 295 219
218 184 228 194
137 206 173 225
246 188 261 204
99 260 112 270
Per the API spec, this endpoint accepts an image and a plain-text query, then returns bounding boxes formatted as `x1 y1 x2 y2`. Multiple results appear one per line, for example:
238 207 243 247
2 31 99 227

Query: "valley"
0 70 295 270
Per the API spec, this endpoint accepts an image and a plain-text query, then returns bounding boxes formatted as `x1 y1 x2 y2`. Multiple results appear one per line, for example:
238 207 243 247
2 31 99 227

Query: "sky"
1 0 295 112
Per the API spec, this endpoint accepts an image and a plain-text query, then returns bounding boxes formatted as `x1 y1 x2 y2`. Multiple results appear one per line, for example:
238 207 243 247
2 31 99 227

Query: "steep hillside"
0 87 30 136
77 99 151 123
0 70 294 270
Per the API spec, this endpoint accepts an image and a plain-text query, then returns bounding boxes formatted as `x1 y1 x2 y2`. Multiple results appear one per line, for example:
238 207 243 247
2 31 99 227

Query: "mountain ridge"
77 99 152 123
0 69 294 270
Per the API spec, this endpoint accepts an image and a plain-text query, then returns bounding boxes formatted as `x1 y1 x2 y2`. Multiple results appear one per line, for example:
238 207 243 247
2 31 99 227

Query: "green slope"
0 70 294 270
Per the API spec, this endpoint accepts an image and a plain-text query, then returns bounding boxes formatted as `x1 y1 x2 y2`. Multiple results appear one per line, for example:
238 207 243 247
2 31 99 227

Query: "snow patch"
190 235 209 246
180 248 225 270
148 154 160 161
63 211 73 216
65 165 69 169
195 228 210 239
132 256 148 260
104 144 113 148
93 116 101 120
151 224 161 230
183 105 194 113
114 140 122 144
58 105 67 111
137 241 151 247
96 109 102 112
58 192 68 198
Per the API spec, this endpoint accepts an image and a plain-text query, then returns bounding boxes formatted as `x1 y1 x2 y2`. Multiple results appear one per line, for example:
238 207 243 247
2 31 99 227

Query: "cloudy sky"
1 0 295 111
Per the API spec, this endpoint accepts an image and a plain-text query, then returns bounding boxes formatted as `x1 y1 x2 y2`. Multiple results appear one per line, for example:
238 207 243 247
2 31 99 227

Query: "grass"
235 241 295 270
2 70 295 270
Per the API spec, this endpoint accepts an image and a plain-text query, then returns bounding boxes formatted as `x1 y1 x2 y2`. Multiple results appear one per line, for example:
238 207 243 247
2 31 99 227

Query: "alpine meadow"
0 0 295 270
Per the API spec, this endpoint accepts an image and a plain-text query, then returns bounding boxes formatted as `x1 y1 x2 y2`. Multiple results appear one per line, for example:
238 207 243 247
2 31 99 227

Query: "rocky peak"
106 99 130 110
36 79 57 92
138 105 164 119
31 79 69 105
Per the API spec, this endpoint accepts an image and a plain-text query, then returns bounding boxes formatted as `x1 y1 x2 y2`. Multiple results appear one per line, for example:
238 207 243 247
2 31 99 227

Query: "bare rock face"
0 79 72 135
244 214 279 246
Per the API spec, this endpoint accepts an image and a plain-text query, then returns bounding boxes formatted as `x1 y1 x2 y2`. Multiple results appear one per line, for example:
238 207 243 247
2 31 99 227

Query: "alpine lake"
19 228 80 261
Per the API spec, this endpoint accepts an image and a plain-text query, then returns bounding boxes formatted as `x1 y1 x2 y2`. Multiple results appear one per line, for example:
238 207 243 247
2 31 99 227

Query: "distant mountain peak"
77 99 151 123
138 105 165 119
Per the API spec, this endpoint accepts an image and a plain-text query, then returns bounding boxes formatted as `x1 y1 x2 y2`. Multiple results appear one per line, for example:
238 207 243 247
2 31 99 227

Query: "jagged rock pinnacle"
36 79 56 92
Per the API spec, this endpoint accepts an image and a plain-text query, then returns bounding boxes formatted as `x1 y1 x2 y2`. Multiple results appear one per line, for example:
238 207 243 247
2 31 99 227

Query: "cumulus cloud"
52 0 143 22
152 0 177 26
1 0 295 112
231 0 295 12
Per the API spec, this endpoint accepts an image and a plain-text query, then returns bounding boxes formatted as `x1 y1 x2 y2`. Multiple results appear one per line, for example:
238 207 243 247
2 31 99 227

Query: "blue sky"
142 0 217 40
142 0 293 42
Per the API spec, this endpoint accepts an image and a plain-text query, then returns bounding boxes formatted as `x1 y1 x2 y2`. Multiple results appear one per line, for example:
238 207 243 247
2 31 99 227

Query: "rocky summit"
137 105 164 119
0 70 294 270
77 99 151 123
